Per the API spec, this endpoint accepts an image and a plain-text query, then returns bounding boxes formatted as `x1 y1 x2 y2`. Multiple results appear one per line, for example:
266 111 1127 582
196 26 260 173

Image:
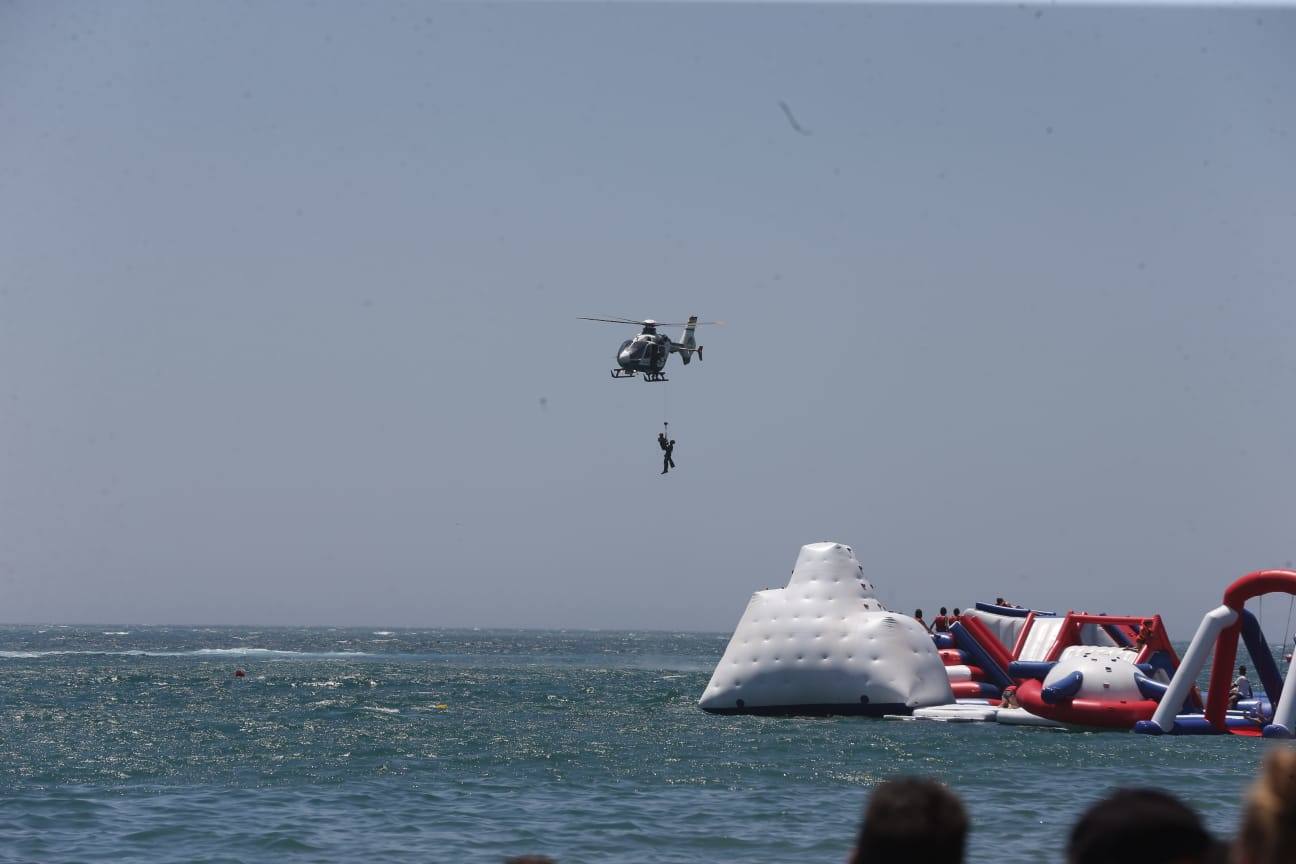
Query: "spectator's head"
1240 666 1248 676
914 609 923 619
996 597 1005 605
1067 789 1213 864
1236 748 1296 864
953 608 961 617
939 607 948 616
849 777 967 864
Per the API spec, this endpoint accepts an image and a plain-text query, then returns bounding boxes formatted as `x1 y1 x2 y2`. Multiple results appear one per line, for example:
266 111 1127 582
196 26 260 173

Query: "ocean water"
0 626 1277 863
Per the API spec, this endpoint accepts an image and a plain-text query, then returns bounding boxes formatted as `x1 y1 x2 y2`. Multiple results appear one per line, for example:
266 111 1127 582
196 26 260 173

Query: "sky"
1 1 1294 637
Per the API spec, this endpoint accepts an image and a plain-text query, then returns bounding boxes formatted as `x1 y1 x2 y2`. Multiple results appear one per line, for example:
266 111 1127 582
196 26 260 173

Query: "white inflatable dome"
1045 645 1147 702
699 542 954 715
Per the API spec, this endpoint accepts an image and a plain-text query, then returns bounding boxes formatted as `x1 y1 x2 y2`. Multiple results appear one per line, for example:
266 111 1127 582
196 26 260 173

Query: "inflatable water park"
699 542 1296 737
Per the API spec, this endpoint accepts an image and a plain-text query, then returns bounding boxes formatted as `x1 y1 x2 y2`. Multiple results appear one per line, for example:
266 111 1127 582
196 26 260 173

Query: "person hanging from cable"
657 426 676 475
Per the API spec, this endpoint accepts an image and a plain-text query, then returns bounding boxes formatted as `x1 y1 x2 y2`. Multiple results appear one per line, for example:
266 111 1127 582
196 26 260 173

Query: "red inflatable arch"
1204 569 1296 731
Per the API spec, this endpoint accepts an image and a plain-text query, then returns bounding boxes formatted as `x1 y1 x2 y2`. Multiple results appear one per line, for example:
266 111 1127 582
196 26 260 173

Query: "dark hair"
1067 789 1213 864
1240 666 1248 675
850 777 967 864
952 608 961 616
939 607 948 615
914 609 924 618
505 857 556 864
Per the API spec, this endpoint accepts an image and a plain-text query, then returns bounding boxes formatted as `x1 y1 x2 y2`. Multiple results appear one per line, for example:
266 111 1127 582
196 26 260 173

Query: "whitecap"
360 705 399 715
0 647 374 659
190 648 374 658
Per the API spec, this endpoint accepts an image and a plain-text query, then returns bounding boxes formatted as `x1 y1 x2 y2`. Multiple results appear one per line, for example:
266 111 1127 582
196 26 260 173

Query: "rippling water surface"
0 626 1276 862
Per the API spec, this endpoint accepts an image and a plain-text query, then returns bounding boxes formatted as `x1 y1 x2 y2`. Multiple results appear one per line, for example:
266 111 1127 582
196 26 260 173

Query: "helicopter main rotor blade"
577 316 726 326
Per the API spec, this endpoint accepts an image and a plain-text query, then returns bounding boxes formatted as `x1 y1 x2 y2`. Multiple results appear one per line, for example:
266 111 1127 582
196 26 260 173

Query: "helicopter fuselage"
615 331 672 377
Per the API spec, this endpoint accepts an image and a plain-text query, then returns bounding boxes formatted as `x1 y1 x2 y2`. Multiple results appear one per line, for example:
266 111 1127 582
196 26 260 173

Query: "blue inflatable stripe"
1235 698 1272 719
1239 610 1283 705
1154 715 1225 735
1137 651 1198 712
1105 624 1133 648
1008 660 1054 681
1134 673 1169 701
1156 714 1263 735
1042 670 1084 704
973 602 1058 618
974 602 1031 618
950 621 1013 689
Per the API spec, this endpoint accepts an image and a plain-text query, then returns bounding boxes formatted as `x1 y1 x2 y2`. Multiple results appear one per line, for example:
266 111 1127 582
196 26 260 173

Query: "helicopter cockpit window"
626 340 649 360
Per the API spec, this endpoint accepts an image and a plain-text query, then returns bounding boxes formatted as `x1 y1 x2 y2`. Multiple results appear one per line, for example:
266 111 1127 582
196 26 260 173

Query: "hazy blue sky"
2 1 1294 638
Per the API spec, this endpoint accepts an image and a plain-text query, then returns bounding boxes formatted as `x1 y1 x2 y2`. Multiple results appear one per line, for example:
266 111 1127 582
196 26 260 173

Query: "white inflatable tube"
1146 604 1237 734
909 704 999 722
1264 648 1296 737
996 708 1068 729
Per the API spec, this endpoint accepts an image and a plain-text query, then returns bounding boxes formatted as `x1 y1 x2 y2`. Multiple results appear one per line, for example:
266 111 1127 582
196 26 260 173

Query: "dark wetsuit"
659 436 676 474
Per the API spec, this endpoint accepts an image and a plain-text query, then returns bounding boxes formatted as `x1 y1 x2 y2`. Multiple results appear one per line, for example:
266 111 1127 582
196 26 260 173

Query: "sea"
0 626 1278 863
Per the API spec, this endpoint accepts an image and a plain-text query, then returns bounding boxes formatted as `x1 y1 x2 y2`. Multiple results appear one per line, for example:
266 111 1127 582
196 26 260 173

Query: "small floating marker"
234 668 246 678
433 703 448 711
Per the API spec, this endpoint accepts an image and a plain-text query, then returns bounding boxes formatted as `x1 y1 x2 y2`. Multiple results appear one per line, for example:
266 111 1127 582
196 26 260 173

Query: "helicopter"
578 316 721 381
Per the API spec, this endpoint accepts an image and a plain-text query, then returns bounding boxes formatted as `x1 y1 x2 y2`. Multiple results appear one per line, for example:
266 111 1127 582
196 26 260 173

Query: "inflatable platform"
700 543 1295 736
1136 569 1296 738
923 604 1190 730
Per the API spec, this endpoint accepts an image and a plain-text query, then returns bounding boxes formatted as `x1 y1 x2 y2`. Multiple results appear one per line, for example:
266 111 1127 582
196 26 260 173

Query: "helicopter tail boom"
673 316 700 364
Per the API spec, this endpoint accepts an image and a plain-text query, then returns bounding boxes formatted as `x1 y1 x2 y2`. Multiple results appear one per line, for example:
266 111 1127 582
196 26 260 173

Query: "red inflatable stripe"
950 680 1001 698
959 614 1013 674
1015 678 1158 729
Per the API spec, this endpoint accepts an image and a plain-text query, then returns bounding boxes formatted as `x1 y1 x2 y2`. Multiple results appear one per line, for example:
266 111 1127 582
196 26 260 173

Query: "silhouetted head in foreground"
1236 748 1296 864
1067 788 1214 864
849 777 967 864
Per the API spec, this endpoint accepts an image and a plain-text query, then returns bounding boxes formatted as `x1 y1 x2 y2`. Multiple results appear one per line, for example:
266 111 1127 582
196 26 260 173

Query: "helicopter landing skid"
610 369 637 379
641 372 668 383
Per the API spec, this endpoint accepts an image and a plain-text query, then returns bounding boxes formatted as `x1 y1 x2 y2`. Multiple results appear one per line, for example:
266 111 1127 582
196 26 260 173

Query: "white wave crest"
0 647 375 659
